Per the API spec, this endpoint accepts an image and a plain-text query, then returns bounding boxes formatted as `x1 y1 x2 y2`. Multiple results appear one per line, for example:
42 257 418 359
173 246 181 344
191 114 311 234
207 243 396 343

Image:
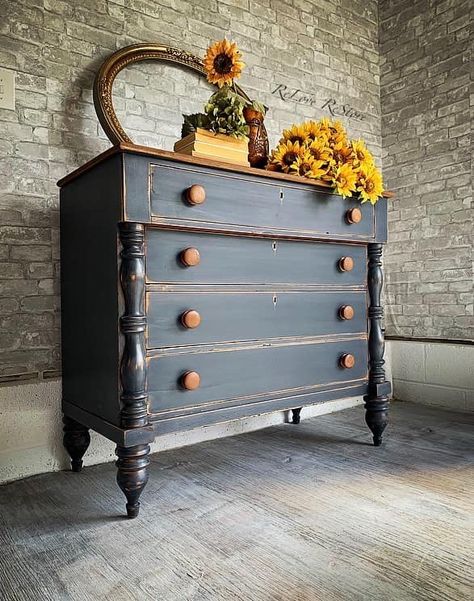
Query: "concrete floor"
0 401 472 601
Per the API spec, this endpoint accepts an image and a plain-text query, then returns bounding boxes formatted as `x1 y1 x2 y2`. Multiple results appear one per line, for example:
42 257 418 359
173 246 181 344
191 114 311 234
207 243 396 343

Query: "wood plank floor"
0 401 473 601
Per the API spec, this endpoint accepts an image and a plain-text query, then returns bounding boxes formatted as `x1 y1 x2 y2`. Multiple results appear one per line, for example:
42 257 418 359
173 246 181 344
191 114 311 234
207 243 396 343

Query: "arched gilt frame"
93 43 254 146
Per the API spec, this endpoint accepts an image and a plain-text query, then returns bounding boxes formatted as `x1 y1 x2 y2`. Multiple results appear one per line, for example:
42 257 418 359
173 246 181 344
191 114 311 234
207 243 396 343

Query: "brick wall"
0 0 382 382
380 0 473 341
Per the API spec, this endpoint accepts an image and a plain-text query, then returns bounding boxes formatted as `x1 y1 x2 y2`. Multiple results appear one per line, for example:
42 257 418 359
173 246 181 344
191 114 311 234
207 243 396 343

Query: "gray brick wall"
380 0 473 340
0 0 381 381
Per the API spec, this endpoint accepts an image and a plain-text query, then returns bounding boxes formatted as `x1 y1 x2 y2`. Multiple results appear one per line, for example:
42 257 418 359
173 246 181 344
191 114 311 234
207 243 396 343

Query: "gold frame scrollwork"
93 43 253 146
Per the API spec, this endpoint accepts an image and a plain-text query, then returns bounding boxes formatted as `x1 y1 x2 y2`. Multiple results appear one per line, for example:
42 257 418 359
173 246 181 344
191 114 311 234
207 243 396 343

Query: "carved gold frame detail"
93 43 253 146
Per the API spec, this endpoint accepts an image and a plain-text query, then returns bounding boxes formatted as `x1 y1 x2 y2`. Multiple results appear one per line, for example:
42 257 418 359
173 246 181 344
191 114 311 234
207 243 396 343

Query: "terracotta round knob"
339 353 355 369
186 184 206 205
180 247 200 267
181 309 201 329
339 305 355 320
339 256 354 272
181 371 201 390
346 208 362 224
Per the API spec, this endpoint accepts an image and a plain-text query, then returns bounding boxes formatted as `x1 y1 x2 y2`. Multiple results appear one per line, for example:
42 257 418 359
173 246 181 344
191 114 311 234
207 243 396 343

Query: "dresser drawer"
146 290 367 349
150 162 375 239
145 229 366 286
147 337 367 415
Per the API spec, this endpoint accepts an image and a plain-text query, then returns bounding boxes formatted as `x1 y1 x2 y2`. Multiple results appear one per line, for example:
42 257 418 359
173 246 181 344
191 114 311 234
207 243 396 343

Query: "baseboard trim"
386 335 474 346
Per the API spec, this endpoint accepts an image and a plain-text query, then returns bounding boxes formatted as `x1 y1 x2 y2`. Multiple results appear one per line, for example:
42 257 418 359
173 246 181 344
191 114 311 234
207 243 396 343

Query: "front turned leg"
364 243 391 446
291 408 302 424
63 415 91 472
116 444 150 519
365 397 389 447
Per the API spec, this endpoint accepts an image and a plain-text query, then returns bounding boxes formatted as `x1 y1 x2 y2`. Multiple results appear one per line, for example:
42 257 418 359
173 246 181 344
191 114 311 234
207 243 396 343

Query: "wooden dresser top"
57 142 394 198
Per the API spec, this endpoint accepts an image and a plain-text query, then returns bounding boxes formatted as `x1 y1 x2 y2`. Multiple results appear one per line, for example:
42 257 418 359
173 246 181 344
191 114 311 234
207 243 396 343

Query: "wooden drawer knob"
339 353 355 369
180 371 201 390
346 208 362 224
186 184 206 205
180 247 200 267
338 256 354 272
181 309 201 329
339 305 355 320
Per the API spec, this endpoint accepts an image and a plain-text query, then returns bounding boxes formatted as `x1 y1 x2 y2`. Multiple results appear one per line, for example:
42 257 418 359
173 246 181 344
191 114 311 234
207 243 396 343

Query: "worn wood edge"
147 220 376 245
145 279 367 290
149 377 368 420
57 143 394 199
150 383 368 435
146 332 368 358
146 332 368 355
146 284 367 292
62 401 155 446
148 217 377 244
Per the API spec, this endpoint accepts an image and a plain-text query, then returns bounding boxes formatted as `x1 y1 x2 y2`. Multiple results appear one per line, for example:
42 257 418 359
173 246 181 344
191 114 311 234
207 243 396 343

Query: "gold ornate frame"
93 43 253 145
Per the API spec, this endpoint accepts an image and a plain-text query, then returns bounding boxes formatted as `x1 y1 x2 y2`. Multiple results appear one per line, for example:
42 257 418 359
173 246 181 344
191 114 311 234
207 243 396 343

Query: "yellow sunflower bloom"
270 140 305 173
303 120 325 143
306 159 329 180
331 120 346 137
280 123 308 146
332 163 358 198
351 139 374 170
332 140 355 166
203 39 245 87
289 151 319 178
308 139 332 163
318 119 344 146
318 117 333 134
357 164 384 204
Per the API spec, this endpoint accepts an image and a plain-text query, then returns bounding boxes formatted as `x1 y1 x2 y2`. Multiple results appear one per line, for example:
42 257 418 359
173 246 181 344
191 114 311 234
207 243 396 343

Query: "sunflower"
307 139 332 163
280 123 308 146
306 159 329 180
270 140 305 173
332 140 354 166
351 139 374 170
330 120 346 137
326 120 348 147
317 117 332 136
357 164 384 204
332 163 358 198
203 39 245 87
304 120 328 143
290 151 316 177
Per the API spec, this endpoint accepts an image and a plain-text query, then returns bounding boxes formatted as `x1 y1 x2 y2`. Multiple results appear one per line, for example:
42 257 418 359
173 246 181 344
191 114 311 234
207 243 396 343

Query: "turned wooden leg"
116 224 151 518
116 444 150 519
365 398 389 447
63 415 91 472
364 243 391 446
291 408 302 424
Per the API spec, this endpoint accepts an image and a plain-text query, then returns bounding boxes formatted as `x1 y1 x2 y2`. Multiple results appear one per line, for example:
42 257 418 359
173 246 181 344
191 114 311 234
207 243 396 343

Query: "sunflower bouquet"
267 118 384 204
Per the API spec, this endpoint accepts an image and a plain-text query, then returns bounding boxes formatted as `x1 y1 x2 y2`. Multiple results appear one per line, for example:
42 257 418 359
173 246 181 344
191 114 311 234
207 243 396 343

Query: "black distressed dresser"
59 143 391 518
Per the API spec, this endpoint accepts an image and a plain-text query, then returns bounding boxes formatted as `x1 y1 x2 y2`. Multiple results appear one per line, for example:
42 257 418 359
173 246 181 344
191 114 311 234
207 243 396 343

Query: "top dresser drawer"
149 161 375 240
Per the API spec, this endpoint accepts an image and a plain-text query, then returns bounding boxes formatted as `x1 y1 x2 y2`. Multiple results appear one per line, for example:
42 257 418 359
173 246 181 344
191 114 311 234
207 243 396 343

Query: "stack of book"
174 128 250 167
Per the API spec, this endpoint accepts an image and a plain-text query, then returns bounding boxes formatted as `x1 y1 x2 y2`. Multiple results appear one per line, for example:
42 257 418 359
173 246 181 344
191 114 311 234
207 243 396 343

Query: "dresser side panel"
60 154 123 428
123 153 151 222
374 197 388 242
